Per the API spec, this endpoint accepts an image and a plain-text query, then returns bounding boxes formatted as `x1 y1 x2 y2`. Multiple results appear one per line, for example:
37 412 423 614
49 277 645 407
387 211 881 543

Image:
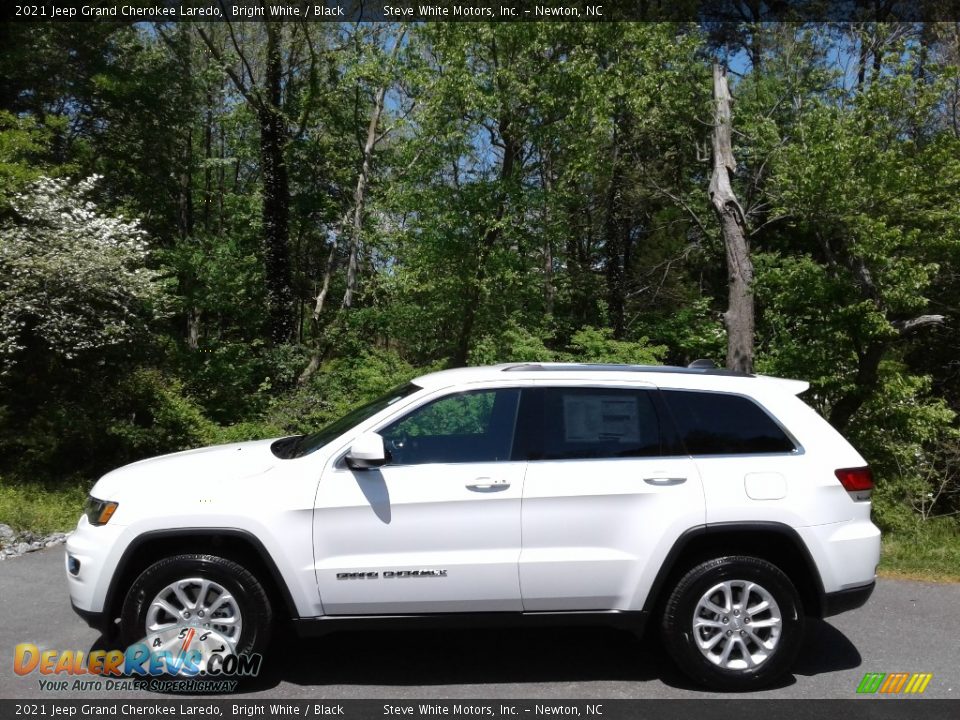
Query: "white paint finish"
64 516 126 613
346 431 387 464
796 517 880 592
520 456 704 611
744 472 787 500
313 461 526 614
693 391 869 530
67 363 881 630
70 439 327 618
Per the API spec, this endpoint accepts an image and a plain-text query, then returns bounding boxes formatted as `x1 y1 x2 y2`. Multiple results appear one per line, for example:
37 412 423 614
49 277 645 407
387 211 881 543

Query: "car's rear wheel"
661 556 804 691
119 554 272 662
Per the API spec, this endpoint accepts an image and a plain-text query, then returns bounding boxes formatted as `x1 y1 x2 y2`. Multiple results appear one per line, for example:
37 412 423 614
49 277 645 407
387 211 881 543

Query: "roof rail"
500 362 753 377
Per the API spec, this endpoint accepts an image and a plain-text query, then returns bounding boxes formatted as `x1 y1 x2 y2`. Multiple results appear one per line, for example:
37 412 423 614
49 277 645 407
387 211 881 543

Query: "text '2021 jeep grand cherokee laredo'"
66 362 880 690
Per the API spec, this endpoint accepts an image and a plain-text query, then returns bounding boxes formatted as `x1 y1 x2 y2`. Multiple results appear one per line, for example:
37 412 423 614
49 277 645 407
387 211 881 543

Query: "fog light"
68 555 80 575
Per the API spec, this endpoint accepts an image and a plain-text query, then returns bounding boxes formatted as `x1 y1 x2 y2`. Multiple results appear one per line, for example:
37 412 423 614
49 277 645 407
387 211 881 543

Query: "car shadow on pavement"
86 617 860 695
227 617 860 694
242 625 665 691
791 618 863 676
656 618 862 693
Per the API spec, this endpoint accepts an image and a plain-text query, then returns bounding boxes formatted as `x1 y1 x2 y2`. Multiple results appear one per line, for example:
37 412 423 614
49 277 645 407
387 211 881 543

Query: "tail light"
835 467 874 492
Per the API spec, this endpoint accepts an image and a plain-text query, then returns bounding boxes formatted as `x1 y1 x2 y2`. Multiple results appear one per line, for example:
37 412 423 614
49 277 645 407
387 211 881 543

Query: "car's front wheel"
119 554 272 663
661 556 804 691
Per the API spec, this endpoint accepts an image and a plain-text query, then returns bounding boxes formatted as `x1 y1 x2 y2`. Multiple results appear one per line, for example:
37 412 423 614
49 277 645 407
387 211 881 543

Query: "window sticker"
563 394 640 443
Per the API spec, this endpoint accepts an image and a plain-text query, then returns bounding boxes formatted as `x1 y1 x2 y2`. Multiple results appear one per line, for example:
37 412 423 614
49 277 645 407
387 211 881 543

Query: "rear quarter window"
660 390 796 455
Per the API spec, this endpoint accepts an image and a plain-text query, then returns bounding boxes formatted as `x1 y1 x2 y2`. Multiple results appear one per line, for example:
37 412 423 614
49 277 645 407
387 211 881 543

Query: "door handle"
643 477 687 486
466 478 511 492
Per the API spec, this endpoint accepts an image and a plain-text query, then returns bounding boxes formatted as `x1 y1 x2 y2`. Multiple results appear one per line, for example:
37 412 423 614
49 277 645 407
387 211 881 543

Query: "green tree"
0 176 166 367
751 41 960 525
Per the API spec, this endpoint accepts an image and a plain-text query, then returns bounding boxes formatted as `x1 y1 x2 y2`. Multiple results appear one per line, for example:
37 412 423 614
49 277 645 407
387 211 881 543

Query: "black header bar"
0 699 959 720
7 0 960 23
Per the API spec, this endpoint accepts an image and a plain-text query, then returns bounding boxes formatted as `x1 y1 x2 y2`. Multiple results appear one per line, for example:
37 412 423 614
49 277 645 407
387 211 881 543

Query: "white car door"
313 386 525 614
518 383 705 611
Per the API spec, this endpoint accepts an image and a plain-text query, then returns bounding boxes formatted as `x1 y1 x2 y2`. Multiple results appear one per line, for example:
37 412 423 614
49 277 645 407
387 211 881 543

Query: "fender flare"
641 521 826 617
103 527 299 624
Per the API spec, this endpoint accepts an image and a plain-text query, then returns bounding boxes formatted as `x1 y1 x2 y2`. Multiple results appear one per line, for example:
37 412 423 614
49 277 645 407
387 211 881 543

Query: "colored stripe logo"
857 672 933 694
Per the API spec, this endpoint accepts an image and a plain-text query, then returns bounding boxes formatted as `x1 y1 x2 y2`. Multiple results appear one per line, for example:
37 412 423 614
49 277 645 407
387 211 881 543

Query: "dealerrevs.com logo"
856 672 934 695
14 629 262 693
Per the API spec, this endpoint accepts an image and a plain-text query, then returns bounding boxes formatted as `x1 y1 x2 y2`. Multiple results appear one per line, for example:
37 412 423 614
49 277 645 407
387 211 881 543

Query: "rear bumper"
797 518 880 594
822 580 875 617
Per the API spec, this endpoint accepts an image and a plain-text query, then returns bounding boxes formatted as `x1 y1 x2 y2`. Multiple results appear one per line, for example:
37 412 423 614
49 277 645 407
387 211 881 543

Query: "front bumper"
65 515 127 615
70 600 114 636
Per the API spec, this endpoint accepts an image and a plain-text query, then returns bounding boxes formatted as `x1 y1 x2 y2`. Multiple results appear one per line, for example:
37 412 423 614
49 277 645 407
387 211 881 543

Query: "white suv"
66 362 879 690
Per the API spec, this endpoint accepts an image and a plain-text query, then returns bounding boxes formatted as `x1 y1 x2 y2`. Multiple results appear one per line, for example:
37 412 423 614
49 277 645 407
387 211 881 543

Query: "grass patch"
879 518 960 582
0 479 88 536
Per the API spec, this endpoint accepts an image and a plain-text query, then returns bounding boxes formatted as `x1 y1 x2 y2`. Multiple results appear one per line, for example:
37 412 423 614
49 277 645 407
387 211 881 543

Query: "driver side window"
380 388 520 465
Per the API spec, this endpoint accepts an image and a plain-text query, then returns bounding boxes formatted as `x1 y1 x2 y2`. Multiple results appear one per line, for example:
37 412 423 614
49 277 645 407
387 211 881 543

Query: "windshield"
271 382 422 459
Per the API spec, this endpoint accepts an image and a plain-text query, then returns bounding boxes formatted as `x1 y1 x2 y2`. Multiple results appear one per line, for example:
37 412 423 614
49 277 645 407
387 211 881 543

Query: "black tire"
119 554 272 658
660 556 804 691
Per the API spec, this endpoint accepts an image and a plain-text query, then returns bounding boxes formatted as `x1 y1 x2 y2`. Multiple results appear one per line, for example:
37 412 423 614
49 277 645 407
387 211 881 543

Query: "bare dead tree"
709 63 755 373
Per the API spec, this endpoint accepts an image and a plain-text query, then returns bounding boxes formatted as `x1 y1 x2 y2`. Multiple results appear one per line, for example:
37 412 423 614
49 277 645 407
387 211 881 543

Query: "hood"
91 438 281 500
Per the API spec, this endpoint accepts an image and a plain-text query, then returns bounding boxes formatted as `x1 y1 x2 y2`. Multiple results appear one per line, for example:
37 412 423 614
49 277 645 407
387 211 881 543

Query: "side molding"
292 610 649 637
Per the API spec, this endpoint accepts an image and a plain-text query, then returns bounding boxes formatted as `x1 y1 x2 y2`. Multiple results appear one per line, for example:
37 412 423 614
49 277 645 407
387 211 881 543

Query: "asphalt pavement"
1 546 957 700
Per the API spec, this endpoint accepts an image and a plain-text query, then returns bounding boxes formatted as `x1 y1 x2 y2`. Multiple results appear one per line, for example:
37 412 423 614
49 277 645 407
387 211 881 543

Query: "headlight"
85 496 119 526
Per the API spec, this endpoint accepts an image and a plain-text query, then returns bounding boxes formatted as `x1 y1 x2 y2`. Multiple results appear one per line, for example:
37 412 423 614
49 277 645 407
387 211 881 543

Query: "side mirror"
345 431 387 470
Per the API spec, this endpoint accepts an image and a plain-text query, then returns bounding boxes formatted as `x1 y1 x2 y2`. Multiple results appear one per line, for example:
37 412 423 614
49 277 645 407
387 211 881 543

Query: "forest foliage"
1 20 960 537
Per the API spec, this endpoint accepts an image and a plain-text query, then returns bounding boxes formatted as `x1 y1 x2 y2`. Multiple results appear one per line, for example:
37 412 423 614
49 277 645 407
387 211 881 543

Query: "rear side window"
523 387 663 460
660 390 795 455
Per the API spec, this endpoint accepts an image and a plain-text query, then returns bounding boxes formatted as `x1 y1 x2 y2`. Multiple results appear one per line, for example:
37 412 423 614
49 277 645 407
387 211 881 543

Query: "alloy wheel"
144 577 243 653
692 579 783 670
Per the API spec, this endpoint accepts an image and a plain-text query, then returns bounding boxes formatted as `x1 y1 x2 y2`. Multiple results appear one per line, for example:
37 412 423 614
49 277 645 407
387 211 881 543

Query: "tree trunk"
195 22 294 343
342 82 388 310
186 309 202 350
603 129 626 339
828 315 944 431
541 152 555 317
340 27 407 312
452 132 519 367
543 236 555 317
954 24 960 139
177 134 194 240
203 91 213 231
259 23 294 344
298 68 392 384
296 209 346 385
827 343 884 431
219 120 226 234
174 28 199 349
709 64 755 374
